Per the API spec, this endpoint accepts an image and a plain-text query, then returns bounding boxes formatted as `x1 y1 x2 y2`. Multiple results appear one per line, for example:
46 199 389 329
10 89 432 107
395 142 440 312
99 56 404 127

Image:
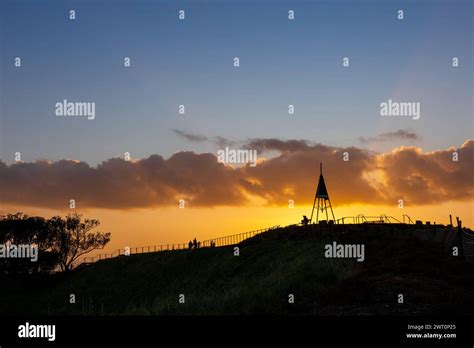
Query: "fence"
72 225 280 269
335 214 405 224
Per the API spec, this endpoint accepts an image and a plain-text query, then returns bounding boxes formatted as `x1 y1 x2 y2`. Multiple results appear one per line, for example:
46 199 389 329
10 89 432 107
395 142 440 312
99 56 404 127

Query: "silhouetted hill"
2 223 473 315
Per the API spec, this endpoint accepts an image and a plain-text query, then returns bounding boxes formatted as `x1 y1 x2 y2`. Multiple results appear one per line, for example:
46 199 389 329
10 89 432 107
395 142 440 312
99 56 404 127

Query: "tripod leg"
328 198 336 223
310 192 317 223
325 200 329 221
316 198 320 223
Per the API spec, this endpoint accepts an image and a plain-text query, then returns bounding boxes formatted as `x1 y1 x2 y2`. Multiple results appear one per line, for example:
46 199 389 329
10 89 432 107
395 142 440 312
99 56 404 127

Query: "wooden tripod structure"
310 163 336 223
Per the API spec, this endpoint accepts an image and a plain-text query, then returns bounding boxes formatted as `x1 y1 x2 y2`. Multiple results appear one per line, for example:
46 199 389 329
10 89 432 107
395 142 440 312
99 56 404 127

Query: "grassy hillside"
2 224 474 315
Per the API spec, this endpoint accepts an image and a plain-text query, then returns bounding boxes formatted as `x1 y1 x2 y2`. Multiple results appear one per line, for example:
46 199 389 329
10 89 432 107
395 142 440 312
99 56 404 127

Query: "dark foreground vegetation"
0 213 110 273
1 223 473 316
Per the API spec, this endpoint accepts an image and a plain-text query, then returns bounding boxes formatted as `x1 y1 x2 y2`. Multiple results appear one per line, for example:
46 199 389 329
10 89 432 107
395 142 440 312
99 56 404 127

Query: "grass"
1 224 473 316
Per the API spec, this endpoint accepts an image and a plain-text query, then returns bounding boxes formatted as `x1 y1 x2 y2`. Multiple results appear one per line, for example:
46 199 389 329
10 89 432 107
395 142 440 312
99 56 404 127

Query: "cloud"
358 129 420 144
0 139 472 209
0 153 246 209
172 130 236 147
213 136 236 148
172 129 208 142
244 138 310 153
374 140 474 204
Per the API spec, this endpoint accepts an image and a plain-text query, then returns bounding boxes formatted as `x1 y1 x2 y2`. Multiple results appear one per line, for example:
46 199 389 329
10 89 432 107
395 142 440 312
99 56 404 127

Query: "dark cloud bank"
0 139 472 209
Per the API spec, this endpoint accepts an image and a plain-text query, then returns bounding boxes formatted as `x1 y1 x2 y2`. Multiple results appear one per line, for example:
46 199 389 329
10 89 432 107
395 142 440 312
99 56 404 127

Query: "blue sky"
1 0 472 164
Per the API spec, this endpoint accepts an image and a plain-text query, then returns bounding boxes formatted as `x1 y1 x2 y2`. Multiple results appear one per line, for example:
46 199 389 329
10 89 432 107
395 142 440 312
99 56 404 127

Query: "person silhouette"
188 240 193 249
301 215 309 226
193 238 198 249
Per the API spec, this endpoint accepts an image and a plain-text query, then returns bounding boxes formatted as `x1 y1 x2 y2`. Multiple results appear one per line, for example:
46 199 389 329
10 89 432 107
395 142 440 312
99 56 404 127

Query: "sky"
0 0 473 252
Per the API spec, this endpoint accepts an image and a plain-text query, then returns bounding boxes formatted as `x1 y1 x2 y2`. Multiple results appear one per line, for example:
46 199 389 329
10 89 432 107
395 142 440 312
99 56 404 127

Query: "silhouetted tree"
0 213 111 274
48 213 111 272
0 213 58 275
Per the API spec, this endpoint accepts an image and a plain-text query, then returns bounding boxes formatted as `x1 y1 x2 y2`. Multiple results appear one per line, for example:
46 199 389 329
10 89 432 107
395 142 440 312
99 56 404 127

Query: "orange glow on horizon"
3 201 473 256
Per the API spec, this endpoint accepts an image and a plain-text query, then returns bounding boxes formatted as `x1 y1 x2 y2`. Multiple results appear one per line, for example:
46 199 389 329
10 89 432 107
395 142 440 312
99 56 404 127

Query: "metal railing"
402 214 414 224
72 225 280 269
335 214 406 224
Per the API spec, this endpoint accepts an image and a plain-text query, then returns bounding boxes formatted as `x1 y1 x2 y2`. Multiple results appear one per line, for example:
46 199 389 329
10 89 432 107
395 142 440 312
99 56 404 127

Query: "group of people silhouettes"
188 238 216 249
188 238 200 249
